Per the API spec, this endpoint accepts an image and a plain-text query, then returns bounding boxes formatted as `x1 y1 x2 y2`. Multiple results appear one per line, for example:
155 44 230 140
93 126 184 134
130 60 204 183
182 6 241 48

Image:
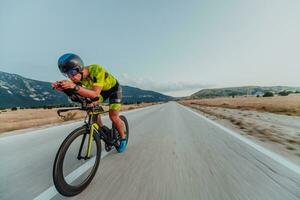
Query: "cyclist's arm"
55 80 102 99
76 85 102 100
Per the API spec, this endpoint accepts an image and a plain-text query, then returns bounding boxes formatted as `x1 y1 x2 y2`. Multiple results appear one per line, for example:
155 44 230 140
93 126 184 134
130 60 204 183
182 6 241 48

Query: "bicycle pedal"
105 144 112 152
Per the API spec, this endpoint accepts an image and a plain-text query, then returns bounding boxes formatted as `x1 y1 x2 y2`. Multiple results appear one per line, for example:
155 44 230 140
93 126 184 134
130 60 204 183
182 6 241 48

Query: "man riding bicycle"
52 53 127 152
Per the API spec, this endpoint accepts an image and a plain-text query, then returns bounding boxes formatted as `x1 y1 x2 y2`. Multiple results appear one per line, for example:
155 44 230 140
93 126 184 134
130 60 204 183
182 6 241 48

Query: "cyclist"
52 53 127 152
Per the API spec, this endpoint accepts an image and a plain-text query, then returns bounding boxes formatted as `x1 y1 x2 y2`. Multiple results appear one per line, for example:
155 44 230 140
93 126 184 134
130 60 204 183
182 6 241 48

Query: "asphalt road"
0 102 299 200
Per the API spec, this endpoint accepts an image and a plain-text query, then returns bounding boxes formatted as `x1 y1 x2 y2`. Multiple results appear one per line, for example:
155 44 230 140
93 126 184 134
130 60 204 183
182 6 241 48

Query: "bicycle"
52 88 129 196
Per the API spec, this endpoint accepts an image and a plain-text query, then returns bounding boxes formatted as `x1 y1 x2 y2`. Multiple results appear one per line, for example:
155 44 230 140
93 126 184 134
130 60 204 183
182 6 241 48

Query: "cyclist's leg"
109 104 125 139
107 84 125 139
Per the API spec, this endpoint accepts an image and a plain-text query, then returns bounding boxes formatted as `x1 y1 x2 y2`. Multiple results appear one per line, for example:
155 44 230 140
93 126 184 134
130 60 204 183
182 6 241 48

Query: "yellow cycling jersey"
79 64 117 91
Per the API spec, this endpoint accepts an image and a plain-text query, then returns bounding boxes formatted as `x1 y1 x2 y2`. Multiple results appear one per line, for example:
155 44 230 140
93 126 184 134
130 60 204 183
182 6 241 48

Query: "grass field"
181 94 300 116
0 103 157 134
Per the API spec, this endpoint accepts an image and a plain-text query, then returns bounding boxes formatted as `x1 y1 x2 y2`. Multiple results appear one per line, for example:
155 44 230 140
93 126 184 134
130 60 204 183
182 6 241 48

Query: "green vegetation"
278 90 293 96
263 91 274 97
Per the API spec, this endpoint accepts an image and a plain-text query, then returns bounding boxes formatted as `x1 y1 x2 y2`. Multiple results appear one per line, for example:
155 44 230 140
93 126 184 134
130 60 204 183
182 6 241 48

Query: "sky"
0 0 299 97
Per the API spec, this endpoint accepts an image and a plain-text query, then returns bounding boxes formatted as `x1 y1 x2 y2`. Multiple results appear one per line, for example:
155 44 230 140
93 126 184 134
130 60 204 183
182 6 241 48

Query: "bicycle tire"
53 126 101 196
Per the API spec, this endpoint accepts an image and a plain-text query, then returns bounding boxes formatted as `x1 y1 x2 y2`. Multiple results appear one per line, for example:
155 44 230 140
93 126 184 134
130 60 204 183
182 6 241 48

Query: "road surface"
0 102 299 200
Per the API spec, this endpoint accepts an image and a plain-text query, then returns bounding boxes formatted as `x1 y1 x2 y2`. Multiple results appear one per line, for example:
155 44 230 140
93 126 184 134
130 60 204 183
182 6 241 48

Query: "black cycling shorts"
99 82 122 110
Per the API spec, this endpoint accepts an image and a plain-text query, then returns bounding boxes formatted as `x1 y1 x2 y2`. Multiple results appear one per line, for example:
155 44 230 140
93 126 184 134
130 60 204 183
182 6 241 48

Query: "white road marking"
179 103 300 175
33 151 110 200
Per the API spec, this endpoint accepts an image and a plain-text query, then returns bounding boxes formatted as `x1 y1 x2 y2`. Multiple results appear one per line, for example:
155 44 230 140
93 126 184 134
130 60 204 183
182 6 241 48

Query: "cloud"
118 74 211 95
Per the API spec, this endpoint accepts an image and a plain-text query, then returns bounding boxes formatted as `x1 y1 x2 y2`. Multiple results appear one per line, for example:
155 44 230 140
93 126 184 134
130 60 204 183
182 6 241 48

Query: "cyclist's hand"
52 80 75 91
60 80 76 90
52 81 64 91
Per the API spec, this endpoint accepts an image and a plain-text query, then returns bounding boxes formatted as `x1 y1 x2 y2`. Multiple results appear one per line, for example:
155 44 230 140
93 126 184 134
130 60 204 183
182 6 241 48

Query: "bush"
278 90 292 96
29 106 39 109
263 91 274 97
43 105 55 109
229 92 237 98
11 107 18 111
295 91 300 94
256 94 260 98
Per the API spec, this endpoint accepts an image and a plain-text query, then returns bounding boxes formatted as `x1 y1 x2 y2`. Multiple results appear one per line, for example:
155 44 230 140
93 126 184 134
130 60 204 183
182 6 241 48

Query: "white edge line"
33 151 109 200
179 103 300 176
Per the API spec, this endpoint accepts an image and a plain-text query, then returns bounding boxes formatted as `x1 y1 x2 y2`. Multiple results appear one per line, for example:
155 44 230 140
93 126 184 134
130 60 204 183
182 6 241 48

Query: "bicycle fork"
77 123 99 160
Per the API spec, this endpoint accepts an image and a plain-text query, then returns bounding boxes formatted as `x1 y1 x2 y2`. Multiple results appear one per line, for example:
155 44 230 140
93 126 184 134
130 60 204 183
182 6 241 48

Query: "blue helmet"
57 53 84 74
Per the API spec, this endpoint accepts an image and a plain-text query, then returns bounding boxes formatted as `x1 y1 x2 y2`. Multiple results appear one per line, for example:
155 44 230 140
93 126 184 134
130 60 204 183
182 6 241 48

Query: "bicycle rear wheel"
53 126 101 196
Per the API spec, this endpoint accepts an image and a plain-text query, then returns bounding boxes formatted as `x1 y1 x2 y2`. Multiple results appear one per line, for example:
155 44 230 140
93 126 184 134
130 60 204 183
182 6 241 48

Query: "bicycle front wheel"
53 126 101 196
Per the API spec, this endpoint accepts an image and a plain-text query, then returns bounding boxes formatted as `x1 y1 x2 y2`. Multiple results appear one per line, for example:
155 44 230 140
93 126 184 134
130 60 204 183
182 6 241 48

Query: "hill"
191 86 300 98
0 71 173 108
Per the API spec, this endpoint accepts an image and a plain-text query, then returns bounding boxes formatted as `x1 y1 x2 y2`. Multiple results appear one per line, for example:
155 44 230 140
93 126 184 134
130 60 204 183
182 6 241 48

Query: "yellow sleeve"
90 64 105 87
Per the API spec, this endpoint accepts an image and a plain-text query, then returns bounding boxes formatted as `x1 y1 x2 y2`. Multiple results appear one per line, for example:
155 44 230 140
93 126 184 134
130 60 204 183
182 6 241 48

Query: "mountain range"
0 71 173 108
191 86 300 98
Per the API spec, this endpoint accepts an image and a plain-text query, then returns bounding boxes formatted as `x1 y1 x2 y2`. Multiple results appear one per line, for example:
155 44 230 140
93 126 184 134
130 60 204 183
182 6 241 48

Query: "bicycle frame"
58 107 110 160
53 90 129 197
76 109 115 160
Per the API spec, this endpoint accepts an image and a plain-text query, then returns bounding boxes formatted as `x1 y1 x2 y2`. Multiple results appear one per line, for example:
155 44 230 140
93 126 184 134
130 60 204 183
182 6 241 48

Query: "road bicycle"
52 89 129 196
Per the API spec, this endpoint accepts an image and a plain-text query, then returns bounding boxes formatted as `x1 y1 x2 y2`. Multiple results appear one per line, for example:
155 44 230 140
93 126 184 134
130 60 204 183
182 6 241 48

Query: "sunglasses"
66 69 79 77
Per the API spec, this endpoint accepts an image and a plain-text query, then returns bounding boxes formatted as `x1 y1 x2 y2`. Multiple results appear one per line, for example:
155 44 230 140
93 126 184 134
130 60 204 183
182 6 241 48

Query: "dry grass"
0 102 158 134
180 94 300 116
0 108 86 133
62 112 78 121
